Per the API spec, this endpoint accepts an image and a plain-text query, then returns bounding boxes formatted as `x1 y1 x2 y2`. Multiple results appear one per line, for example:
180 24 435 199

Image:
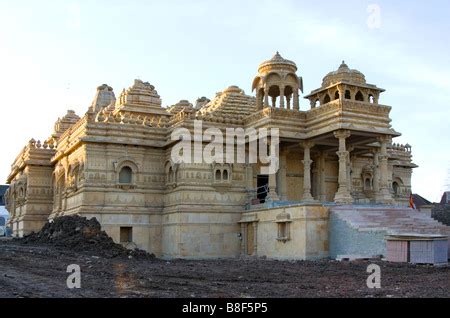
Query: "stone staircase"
329 205 450 260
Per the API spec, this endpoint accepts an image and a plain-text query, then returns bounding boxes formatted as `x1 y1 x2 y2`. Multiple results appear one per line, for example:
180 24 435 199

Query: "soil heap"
16 215 154 259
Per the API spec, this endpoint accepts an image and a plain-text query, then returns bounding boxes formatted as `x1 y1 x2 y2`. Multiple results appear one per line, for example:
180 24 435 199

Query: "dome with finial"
322 61 366 87
258 51 297 73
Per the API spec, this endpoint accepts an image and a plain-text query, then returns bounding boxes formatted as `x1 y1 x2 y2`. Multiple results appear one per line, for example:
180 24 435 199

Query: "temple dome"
258 52 297 73
322 61 366 87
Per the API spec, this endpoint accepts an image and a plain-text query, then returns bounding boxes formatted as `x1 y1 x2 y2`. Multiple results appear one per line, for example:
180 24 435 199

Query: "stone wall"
240 204 329 260
329 212 387 259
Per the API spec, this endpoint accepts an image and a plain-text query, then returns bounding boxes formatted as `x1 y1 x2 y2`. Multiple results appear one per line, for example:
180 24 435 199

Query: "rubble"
14 216 154 259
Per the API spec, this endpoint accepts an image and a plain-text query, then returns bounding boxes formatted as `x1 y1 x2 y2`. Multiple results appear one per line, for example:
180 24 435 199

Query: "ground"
0 239 448 298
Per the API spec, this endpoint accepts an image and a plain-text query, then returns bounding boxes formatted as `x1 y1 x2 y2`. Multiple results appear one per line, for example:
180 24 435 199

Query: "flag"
409 194 416 209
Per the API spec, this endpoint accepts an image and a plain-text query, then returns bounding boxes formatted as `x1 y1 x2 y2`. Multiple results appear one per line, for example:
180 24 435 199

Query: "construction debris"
14 216 154 259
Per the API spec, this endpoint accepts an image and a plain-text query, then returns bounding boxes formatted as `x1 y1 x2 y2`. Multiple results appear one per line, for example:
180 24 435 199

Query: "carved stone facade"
5 53 417 258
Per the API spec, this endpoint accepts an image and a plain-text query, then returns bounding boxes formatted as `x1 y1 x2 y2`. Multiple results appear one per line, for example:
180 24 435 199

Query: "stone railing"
27 138 56 150
388 143 412 153
168 110 195 125
244 106 306 126
95 110 169 128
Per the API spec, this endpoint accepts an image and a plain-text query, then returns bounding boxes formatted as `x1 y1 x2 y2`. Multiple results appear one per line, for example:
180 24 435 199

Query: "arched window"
119 166 133 184
345 90 351 99
323 94 331 104
215 169 222 181
365 178 371 190
355 91 364 101
369 94 375 104
314 99 320 108
392 182 399 195
334 91 340 100
223 170 229 181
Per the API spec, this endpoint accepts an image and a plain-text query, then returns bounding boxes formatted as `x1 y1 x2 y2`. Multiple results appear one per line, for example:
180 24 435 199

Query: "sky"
0 0 449 202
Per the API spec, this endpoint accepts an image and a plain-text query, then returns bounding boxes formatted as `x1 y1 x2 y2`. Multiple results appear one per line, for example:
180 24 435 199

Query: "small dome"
223 85 244 94
167 100 194 114
258 52 297 73
322 61 366 87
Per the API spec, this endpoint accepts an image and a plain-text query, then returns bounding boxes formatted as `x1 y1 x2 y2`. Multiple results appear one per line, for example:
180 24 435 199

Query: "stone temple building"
4 53 449 261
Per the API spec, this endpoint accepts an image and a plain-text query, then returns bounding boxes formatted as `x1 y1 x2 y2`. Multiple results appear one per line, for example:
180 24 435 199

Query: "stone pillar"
267 172 279 201
372 150 380 193
266 137 280 202
338 86 344 100
279 86 285 109
245 164 255 205
264 87 269 107
376 135 393 204
286 94 292 110
333 130 353 204
271 96 277 108
301 141 315 202
347 150 355 194
256 90 262 110
374 92 379 104
318 152 327 202
278 150 288 201
293 90 299 111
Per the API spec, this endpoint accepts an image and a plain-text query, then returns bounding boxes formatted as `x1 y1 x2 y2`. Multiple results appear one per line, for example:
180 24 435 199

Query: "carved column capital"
300 140 315 149
334 130 351 140
377 135 392 144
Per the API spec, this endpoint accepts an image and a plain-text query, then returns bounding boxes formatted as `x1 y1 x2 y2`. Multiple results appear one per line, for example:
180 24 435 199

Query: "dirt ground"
0 239 448 298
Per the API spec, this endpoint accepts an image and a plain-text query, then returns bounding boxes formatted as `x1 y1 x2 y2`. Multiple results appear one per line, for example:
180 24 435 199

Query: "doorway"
257 175 269 203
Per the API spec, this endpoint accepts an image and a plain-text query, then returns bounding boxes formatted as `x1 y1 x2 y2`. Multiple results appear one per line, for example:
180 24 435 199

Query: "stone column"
286 94 292 110
256 90 262 110
372 150 380 193
264 87 269 107
267 172 279 201
347 150 355 194
279 86 285 109
272 96 277 108
245 164 255 205
301 141 315 202
318 152 327 202
338 86 344 100
376 135 393 204
293 90 300 111
266 138 280 202
278 150 288 201
333 130 353 204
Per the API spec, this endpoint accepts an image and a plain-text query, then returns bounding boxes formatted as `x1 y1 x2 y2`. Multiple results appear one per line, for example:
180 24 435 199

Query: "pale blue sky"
0 0 449 201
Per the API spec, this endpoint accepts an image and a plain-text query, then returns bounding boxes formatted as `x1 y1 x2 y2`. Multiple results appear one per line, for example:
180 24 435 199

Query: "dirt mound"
16 216 155 259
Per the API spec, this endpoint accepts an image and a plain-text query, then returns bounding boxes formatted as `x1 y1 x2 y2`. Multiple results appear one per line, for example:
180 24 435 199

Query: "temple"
5 53 449 260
